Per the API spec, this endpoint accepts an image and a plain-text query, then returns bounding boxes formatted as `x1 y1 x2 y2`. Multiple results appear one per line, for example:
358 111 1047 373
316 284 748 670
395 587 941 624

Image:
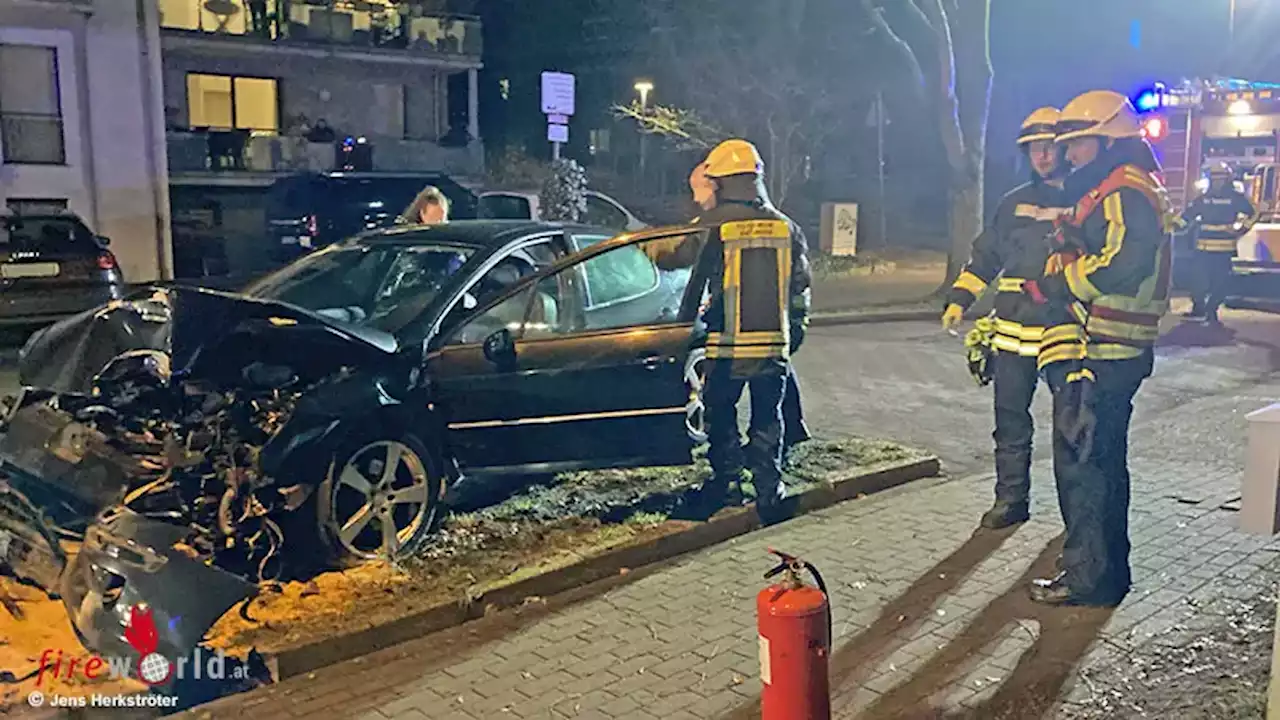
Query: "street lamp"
1230 0 1236 43
634 80 654 182
634 80 654 109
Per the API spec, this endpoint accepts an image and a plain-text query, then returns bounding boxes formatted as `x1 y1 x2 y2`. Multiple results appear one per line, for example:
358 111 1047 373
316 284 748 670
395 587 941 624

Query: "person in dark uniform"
942 107 1069 529
1181 162 1257 326
1022 90 1175 606
647 139 812 525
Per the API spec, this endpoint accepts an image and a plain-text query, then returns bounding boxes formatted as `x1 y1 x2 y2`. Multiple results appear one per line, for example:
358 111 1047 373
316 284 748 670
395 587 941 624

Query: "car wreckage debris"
7 354 322 586
0 287 414 701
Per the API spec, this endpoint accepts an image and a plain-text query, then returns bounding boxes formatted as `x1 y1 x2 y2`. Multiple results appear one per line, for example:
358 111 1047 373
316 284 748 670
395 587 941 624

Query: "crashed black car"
0 221 711 665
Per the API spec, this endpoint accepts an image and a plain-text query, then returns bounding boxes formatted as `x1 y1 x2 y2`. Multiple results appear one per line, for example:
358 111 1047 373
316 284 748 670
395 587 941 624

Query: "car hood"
18 285 398 394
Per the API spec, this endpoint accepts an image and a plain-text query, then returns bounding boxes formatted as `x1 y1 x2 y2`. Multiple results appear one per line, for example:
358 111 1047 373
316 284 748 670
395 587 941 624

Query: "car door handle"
638 354 663 370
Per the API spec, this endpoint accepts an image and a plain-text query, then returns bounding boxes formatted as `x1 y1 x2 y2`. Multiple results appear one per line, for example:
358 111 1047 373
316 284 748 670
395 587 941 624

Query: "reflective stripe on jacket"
947 180 1067 356
1182 188 1258 253
1036 163 1174 370
646 196 811 365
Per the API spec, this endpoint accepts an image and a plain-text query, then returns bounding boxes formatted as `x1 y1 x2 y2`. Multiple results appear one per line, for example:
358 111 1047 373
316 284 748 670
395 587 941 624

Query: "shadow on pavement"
853 533 1114 719
719 525 1019 720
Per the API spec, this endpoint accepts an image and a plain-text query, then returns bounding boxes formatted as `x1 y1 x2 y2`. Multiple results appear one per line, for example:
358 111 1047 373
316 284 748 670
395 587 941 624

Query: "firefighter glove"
1023 280 1048 305
941 304 964 330
1057 370 1097 461
962 315 996 387
789 322 806 354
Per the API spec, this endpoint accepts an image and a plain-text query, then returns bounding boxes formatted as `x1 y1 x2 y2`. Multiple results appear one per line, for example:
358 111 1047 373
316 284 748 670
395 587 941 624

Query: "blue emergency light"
1135 88 1165 112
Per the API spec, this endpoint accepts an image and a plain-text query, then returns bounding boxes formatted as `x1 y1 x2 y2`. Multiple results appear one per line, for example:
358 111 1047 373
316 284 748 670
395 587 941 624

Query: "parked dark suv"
0 212 124 327
265 172 478 262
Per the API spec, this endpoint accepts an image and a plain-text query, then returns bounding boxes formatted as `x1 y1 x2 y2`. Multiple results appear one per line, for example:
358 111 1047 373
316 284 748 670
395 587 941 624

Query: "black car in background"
265 171 478 262
0 212 124 327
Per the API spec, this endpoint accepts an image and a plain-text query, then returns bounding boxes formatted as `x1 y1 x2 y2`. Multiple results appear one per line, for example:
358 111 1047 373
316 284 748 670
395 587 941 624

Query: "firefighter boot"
980 501 1030 529
681 472 744 521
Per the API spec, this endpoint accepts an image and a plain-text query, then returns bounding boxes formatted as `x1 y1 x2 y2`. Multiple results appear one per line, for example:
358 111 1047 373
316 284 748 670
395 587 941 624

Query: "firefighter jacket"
644 176 811 365
1181 187 1257 253
1032 144 1175 371
946 179 1068 358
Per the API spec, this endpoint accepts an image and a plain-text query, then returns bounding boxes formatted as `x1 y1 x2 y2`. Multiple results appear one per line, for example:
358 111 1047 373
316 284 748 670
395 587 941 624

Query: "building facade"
155 0 483 277
0 0 173 282
159 0 482 182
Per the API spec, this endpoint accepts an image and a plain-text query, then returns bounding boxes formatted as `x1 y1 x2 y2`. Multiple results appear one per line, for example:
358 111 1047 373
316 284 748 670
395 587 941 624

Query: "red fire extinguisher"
757 548 832 720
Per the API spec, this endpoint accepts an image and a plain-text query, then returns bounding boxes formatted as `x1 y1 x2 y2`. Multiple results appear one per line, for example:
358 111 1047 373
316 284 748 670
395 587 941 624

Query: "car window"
583 195 630 230
478 194 533 220
581 241 659 308
244 243 473 333
531 233 698 334
438 237 561 334
445 284 537 346
0 216 96 254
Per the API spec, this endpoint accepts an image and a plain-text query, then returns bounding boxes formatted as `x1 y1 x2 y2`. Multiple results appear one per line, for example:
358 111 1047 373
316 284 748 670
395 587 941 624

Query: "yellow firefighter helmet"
703 139 764 178
1055 90 1143 142
1017 107 1060 145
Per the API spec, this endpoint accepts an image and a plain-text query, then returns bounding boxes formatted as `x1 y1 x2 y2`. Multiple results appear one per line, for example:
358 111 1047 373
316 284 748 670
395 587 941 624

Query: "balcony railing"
159 0 481 57
166 130 483 177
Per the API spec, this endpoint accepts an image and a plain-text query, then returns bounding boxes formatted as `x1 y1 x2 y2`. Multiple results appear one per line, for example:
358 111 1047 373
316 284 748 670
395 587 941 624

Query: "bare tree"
612 0 849 209
867 0 993 288
611 0 990 279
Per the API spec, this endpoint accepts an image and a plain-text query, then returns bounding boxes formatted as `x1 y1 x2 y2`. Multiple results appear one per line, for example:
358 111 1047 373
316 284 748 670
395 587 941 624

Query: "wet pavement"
182 303 1280 719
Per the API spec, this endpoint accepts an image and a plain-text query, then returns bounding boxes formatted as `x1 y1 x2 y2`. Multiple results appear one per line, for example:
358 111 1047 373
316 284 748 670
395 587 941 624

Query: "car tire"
684 348 708 445
316 429 445 565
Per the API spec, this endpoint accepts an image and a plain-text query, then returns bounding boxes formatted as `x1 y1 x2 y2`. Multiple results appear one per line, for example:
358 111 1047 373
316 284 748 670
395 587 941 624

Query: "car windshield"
478 194 532 220
0 216 96 253
243 243 475 334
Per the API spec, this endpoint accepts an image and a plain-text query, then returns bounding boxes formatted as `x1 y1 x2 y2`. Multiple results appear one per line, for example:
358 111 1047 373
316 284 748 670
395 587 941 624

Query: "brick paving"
188 311 1280 719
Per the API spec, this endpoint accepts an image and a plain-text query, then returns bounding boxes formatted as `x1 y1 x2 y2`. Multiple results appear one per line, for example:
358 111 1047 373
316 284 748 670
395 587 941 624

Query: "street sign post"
541 71 575 160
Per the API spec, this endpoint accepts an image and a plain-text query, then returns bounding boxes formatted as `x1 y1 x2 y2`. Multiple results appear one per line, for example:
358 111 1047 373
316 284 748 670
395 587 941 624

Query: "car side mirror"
463 291 478 310
96 235 110 247
482 328 516 369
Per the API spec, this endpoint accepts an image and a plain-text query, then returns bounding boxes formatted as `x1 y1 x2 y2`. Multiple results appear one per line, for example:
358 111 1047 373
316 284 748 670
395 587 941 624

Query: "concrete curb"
259 455 942 681
808 308 939 327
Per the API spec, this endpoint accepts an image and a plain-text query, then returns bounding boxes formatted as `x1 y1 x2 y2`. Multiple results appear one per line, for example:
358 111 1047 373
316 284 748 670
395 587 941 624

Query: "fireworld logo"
37 605 250 687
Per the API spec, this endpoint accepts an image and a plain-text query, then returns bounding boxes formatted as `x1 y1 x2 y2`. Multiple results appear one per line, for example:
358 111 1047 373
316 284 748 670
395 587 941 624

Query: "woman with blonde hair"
399 185 450 225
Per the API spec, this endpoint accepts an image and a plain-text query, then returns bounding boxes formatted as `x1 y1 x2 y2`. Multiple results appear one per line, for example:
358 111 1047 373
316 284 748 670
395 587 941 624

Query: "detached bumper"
60 509 258 664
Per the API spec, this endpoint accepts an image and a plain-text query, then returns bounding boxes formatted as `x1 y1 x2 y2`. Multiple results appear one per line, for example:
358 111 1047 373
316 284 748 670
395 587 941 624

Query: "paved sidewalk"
196 370 1280 719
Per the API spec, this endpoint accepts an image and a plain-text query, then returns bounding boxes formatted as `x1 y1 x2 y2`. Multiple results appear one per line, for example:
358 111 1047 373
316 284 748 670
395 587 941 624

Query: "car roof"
348 220 608 248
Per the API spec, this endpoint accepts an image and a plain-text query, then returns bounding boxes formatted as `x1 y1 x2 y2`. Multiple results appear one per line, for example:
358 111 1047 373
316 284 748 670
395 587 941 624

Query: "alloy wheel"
684 348 708 444
329 440 432 560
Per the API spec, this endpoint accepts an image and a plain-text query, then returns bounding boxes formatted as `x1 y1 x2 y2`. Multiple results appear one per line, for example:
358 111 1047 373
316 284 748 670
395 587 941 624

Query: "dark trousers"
1190 250 1235 316
704 358 787 507
782 356 809 447
991 351 1039 505
1046 355 1151 602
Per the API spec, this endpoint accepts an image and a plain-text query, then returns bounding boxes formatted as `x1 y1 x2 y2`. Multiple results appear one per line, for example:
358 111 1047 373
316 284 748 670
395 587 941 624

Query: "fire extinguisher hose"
801 560 834 647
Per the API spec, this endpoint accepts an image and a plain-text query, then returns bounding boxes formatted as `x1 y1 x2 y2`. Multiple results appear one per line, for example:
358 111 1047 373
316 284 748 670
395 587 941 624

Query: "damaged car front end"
0 285 434 674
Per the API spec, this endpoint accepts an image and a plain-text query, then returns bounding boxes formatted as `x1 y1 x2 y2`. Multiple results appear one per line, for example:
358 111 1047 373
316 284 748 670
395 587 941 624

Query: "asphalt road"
791 305 1280 478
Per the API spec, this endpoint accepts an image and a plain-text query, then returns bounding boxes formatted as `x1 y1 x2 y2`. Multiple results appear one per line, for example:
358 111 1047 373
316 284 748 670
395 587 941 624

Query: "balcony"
159 0 481 59
166 130 483 181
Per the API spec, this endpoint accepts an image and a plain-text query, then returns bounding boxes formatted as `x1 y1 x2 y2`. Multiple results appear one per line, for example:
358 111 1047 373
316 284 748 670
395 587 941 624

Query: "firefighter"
1020 89 1175 606
941 107 1069 530
1180 162 1257 325
648 139 812 525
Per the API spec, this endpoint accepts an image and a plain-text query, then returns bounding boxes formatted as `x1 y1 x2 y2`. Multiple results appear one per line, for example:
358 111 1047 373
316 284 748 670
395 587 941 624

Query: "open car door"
424 225 709 476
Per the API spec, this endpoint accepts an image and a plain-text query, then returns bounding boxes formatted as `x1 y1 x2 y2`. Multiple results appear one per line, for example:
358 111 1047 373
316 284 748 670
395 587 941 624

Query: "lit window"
186 73 278 132
0 44 65 164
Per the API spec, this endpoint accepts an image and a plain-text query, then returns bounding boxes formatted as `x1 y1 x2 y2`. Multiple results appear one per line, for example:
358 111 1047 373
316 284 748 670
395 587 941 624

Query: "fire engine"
1135 79 1280 307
